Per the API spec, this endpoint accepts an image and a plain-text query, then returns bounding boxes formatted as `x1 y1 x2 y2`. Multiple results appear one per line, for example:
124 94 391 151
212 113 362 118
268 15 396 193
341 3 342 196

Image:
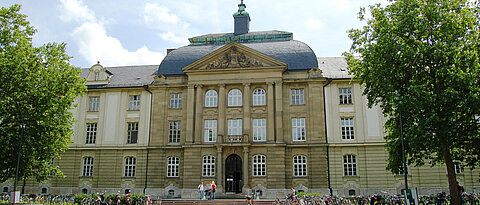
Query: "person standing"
198 181 204 200
210 181 216 200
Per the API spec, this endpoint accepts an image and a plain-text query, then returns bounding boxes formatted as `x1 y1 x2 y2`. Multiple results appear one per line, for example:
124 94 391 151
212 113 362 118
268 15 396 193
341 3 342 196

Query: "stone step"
157 199 276 205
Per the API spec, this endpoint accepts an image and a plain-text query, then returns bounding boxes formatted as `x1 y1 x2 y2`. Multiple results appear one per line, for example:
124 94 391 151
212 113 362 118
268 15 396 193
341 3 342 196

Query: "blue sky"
0 0 386 68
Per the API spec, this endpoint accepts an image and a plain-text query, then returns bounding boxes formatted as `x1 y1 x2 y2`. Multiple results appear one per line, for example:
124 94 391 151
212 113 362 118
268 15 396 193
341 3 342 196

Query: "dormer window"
94 72 99 81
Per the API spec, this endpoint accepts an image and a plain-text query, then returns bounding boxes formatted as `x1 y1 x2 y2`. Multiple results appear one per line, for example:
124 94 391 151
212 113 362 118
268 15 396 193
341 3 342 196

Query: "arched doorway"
225 154 242 193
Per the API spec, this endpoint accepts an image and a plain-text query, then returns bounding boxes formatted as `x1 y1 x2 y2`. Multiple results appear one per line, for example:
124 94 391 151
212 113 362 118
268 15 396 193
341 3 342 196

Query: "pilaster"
243 83 251 140
195 84 203 143
218 84 226 141
267 82 275 143
186 85 195 144
275 81 284 143
243 146 250 190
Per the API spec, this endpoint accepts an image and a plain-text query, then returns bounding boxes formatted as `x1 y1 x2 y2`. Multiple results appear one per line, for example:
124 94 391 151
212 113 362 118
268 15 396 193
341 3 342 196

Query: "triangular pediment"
182 42 287 72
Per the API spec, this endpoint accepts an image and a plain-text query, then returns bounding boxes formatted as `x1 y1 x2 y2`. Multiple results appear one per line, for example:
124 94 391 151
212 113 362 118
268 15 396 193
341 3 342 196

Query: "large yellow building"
3 1 479 199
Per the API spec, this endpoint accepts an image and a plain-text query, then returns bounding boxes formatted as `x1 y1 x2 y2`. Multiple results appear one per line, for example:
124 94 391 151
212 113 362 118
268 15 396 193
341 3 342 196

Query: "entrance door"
225 154 242 193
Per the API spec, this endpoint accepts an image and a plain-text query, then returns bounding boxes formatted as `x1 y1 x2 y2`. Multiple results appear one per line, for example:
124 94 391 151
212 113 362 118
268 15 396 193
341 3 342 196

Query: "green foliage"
0 4 85 182
344 0 480 203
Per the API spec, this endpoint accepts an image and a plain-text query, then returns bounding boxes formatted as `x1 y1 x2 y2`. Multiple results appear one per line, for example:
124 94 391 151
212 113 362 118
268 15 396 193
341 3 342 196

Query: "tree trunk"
444 149 461 205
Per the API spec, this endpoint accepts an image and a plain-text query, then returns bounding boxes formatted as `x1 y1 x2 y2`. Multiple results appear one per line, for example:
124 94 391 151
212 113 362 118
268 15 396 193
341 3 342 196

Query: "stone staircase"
156 199 276 205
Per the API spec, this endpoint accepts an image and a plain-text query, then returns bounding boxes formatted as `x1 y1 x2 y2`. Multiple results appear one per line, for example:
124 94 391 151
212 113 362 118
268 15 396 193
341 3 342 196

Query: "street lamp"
0 88 25 205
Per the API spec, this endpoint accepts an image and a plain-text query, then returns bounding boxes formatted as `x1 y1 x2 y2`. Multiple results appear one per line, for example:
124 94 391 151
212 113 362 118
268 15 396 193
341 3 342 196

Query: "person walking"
198 181 204 200
210 181 216 200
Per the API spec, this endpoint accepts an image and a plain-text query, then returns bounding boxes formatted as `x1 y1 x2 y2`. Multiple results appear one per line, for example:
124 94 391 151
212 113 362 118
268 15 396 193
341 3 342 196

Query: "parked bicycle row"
0 192 149 205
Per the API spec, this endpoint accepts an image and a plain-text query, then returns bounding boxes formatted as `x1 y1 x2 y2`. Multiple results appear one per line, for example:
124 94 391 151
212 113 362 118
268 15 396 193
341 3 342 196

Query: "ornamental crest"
206 46 263 69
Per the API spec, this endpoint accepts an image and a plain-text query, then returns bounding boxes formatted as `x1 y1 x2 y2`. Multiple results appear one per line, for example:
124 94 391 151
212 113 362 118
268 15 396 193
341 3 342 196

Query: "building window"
82 157 94 177
170 93 182 109
228 89 242 106
293 156 307 177
3 187 8 193
292 118 306 141
82 189 88 194
341 118 355 140
252 155 266 177
343 155 357 176
205 90 218 107
86 123 97 144
227 119 242 136
41 188 47 194
128 95 140 110
339 88 352 104
167 157 179 177
202 156 215 177
127 122 138 144
88 96 99 111
168 190 175 197
252 88 266 106
291 89 305 105
124 157 136 177
168 121 181 143
94 72 99 81
454 162 462 174
204 120 217 142
348 189 356 196
253 119 266 142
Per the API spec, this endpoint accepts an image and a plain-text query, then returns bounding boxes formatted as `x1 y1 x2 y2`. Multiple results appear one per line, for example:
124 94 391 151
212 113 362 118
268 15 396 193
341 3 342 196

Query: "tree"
343 0 480 204
0 4 85 183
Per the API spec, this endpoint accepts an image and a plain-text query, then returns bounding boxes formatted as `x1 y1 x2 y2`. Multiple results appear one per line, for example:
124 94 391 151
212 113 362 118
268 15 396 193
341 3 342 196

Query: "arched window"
228 89 242 106
202 156 215 177
167 157 179 177
252 88 266 106
205 90 218 107
252 155 266 177
293 155 307 177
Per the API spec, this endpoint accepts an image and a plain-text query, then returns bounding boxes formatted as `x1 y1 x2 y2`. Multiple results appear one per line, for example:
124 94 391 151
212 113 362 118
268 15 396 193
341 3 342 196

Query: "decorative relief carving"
206 46 264 69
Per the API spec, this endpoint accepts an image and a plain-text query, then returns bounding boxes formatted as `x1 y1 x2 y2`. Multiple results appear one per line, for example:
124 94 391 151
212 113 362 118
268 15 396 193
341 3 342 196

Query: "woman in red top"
210 181 216 200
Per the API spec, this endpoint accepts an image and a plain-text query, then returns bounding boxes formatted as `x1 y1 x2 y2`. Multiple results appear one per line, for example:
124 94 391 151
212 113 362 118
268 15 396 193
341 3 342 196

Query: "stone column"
275 81 284 143
242 146 250 191
243 83 251 142
267 82 275 143
186 85 195 144
218 84 226 143
195 84 203 143
216 146 223 192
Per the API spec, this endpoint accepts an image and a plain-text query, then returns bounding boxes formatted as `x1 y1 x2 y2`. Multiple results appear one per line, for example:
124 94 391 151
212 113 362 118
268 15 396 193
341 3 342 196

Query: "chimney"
233 0 250 36
167 49 175 55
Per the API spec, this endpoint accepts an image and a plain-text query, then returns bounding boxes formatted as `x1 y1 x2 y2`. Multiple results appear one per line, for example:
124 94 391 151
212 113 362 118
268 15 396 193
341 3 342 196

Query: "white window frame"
205 90 218 107
341 118 355 140
124 157 136 177
293 155 307 177
94 72 99 81
88 96 99 111
228 119 242 136
253 119 266 142
454 162 462 174
127 122 138 144
202 156 216 177
168 121 181 143
291 89 305 105
82 157 94 177
292 118 306 141
228 89 242 106
204 120 217 142
339 88 353 104
252 88 266 106
86 123 97 144
169 93 182 109
343 155 357 176
167 157 179 177
129 95 140 110
252 155 266 177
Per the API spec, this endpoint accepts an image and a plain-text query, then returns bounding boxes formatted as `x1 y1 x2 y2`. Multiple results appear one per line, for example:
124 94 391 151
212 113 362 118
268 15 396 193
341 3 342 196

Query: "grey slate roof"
81 65 158 88
157 39 318 76
317 57 353 79
190 30 291 39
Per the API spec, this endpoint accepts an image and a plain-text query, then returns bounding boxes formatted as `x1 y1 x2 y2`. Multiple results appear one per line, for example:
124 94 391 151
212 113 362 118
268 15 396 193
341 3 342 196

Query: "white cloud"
59 0 95 23
305 19 325 29
144 3 180 25
160 32 189 45
71 21 164 67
